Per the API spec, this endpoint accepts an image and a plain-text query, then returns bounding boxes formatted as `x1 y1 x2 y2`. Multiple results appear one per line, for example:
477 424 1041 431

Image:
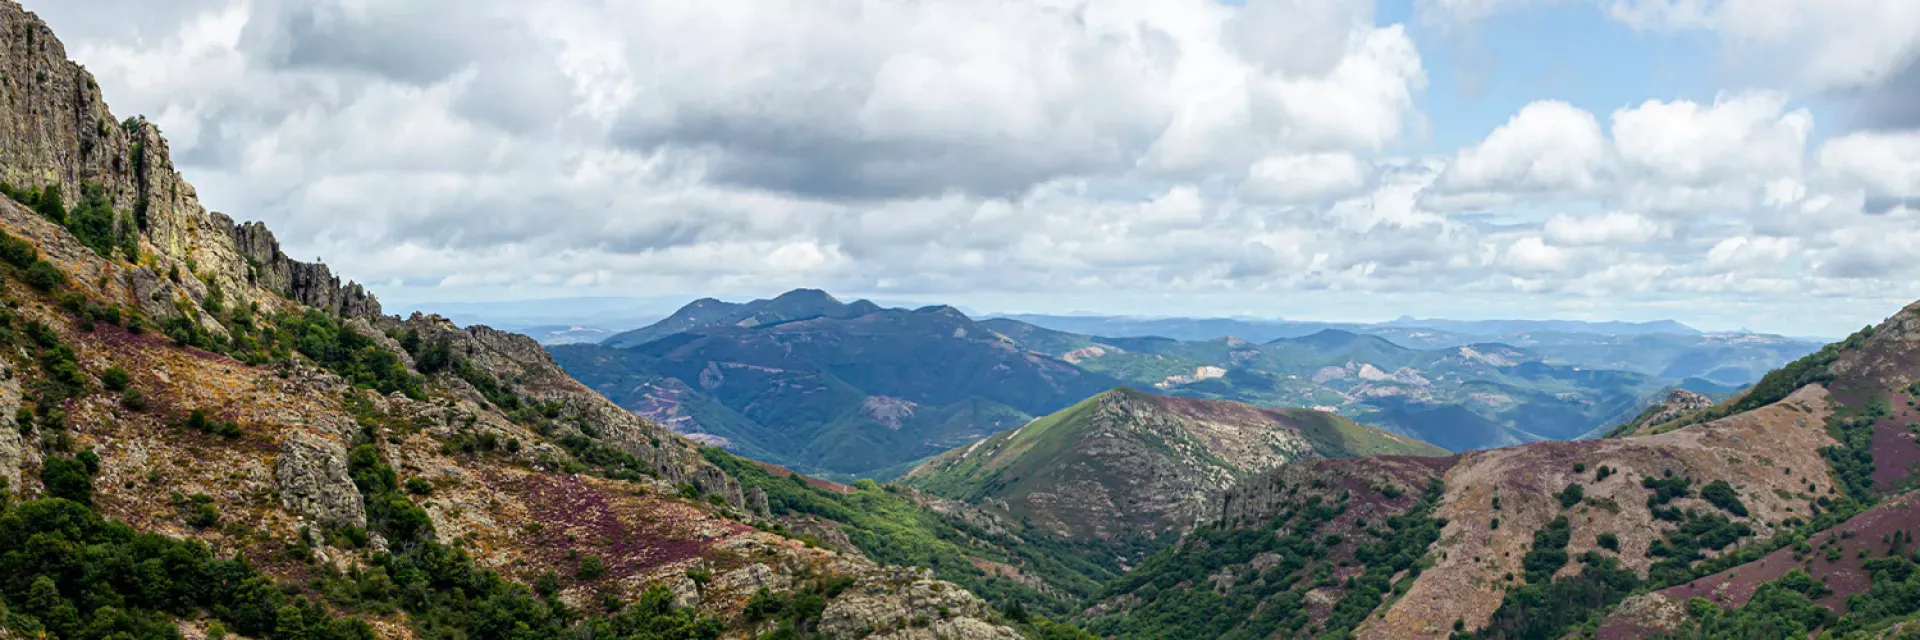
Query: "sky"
22 0 1920 336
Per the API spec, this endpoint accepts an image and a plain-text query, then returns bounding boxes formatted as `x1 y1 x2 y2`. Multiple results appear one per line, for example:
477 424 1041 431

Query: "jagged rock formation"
0 0 375 328
0 4 1017 637
274 432 368 530
906 387 1446 539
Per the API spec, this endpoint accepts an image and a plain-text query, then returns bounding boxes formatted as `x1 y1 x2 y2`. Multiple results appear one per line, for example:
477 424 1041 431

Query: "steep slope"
0 5 1023 638
904 388 1446 540
1084 302 1920 640
557 301 1117 477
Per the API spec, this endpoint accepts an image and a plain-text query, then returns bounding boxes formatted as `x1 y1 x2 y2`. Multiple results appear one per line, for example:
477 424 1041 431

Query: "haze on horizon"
25 0 1920 337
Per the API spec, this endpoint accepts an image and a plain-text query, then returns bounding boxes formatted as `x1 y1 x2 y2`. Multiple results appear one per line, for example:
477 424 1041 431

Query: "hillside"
904 388 1446 540
0 4 1029 638
1074 299 1920 639
555 301 1117 478
985 320 1673 452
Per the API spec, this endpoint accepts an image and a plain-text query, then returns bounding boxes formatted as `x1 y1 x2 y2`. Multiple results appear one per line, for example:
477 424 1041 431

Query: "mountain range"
999 313 1821 386
557 290 1788 475
11 4 1920 640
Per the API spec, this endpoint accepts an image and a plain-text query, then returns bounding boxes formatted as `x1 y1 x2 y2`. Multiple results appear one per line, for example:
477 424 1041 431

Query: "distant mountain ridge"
999 313 1819 386
600 288 883 348
559 290 1815 476
554 296 1118 477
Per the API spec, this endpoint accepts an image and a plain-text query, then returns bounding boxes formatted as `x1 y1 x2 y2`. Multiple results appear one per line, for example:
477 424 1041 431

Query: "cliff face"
0 1 377 322
0 3 1019 637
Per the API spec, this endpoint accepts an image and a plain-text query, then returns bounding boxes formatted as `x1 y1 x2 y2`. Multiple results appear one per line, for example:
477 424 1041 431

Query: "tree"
41 455 93 504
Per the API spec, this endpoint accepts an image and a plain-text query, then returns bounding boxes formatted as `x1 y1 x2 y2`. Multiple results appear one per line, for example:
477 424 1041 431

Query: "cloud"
1818 131 1920 198
1611 92 1811 186
1542 211 1667 246
1429 101 1611 206
22 0 1917 336
1240 153 1372 203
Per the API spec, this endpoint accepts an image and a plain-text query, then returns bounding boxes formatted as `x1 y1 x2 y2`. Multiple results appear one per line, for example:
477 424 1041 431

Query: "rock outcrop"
274 432 368 530
0 0 379 325
818 568 1021 640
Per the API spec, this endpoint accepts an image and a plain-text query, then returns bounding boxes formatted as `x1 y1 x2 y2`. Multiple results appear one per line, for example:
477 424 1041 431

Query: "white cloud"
1605 0 1920 90
1240 153 1371 203
1818 131 1920 197
1429 101 1610 206
1703 236 1799 274
1610 92 1811 186
1503 236 1568 273
1542 211 1667 246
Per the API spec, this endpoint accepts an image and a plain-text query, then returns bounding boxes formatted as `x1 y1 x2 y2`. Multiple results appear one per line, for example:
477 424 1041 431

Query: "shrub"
1700 480 1749 517
0 231 36 267
578 555 607 580
1558 483 1585 509
120 387 149 411
100 365 131 391
404 477 433 495
1597 533 1620 551
23 260 64 291
41 455 93 504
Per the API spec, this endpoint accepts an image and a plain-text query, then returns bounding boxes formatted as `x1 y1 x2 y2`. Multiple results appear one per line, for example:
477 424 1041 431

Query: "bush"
23 260 64 291
1597 532 1620 551
578 555 607 580
1700 480 1749 517
0 231 36 267
1558 483 1585 509
100 365 131 391
120 387 149 411
41 455 93 504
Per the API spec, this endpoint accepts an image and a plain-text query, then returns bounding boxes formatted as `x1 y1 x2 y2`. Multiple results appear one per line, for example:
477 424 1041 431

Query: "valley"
4 2 1920 639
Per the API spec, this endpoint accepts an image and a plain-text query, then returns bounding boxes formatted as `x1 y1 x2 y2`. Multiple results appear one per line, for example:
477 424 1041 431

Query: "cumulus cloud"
1818 131 1920 198
1430 101 1611 205
1611 92 1811 186
1542 211 1667 247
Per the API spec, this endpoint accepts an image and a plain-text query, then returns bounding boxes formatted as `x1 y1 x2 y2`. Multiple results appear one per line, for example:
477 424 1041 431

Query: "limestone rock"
274 432 367 530
819 568 1019 640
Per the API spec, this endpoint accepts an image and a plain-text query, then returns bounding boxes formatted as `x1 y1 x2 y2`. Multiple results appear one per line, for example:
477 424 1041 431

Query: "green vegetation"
1557 483 1584 509
1521 516 1572 583
1596 532 1619 552
1657 570 1834 639
1 182 138 260
1699 480 1748 517
703 447 1120 622
1087 480 1446 639
1466 551 1640 640
1825 398 1888 505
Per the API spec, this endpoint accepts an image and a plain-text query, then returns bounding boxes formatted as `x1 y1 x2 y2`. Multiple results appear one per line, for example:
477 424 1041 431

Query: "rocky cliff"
0 3 1019 637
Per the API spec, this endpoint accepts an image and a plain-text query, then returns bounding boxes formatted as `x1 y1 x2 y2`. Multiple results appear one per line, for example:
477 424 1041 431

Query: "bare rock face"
0 374 20 491
274 432 368 530
227 218 381 319
818 568 1020 640
0 2 379 323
